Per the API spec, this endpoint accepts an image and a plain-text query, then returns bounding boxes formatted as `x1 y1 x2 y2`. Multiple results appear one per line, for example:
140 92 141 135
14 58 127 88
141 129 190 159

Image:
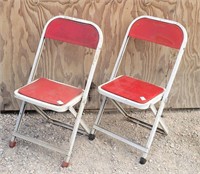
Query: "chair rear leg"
88 96 108 140
69 106 90 134
9 101 27 148
150 104 169 134
111 99 130 117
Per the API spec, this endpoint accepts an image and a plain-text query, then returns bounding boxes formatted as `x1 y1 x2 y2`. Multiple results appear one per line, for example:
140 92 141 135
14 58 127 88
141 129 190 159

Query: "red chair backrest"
45 18 99 49
129 18 184 49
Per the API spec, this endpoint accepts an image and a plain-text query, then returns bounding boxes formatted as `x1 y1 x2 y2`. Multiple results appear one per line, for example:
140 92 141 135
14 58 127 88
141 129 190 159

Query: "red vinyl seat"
18 78 83 106
101 75 164 105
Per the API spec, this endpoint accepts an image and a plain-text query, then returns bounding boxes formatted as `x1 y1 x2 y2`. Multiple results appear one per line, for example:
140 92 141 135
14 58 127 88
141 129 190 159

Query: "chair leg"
62 102 86 167
69 106 90 134
150 104 169 134
112 101 165 134
141 102 165 164
9 101 27 148
88 97 108 140
111 99 129 117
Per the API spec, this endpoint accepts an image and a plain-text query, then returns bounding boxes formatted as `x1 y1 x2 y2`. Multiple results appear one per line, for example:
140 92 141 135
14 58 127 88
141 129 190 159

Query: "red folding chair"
89 16 187 164
9 15 103 167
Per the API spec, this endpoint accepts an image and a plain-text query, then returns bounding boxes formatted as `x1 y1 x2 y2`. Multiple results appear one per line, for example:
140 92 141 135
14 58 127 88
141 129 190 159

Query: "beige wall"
0 0 200 110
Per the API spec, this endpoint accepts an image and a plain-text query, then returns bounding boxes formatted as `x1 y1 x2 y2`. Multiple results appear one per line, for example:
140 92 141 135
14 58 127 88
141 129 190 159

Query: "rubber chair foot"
61 161 70 168
139 157 147 164
9 141 16 148
88 134 95 141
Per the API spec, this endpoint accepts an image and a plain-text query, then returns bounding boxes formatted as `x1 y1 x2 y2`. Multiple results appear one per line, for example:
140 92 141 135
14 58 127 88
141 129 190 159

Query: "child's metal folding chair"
9 15 103 167
89 16 187 164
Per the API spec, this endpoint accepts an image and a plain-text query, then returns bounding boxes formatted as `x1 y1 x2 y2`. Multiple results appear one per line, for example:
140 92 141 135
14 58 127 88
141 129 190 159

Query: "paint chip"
140 96 146 101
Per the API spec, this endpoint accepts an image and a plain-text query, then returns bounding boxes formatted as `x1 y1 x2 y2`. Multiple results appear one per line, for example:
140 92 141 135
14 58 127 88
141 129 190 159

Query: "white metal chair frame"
10 15 103 167
89 16 187 164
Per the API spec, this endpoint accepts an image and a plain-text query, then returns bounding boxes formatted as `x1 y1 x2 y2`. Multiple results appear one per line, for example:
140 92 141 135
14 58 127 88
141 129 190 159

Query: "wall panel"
0 0 199 110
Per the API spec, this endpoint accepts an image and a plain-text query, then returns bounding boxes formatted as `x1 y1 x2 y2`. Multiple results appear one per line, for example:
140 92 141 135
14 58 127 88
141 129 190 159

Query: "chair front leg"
140 101 166 164
9 101 27 148
61 100 87 167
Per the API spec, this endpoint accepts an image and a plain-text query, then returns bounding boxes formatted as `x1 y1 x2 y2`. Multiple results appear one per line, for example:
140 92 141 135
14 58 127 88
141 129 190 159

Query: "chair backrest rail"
27 15 103 84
